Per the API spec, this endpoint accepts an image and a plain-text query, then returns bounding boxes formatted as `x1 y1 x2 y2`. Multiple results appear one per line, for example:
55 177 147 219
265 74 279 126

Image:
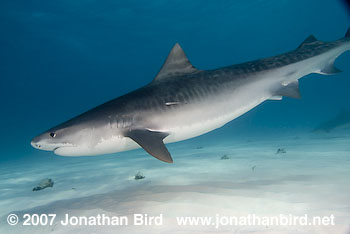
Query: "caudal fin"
345 26 350 38
340 0 350 36
316 25 350 75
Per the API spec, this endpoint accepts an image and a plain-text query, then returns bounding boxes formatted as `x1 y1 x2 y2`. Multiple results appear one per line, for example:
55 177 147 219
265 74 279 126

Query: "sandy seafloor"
0 132 349 234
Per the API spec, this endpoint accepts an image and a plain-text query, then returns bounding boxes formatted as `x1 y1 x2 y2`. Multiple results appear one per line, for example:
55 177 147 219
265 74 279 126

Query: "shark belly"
159 81 271 143
163 99 266 143
54 130 140 156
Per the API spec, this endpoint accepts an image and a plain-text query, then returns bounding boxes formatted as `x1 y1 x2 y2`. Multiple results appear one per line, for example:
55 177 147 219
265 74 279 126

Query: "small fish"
165 101 182 106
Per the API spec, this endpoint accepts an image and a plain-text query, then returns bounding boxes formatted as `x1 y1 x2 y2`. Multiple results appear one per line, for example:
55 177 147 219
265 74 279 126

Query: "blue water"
1 1 350 233
5 0 350 183
1 0 349 161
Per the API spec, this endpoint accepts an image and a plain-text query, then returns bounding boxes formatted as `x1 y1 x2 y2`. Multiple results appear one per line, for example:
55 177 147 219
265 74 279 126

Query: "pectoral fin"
125 129 173 163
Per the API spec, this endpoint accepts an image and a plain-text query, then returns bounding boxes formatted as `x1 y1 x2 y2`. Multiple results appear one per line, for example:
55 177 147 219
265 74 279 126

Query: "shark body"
31 28 350 163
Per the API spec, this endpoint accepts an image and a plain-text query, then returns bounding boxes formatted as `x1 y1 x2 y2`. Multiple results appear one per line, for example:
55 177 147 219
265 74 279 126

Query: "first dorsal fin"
154 43 199 81
297 35 319 48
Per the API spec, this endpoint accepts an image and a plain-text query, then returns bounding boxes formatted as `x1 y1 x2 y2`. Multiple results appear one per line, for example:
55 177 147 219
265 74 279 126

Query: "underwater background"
1 0 350 233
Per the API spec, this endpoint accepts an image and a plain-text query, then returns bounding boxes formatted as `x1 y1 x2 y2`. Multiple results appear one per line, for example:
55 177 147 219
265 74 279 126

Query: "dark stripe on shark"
223 41 340 75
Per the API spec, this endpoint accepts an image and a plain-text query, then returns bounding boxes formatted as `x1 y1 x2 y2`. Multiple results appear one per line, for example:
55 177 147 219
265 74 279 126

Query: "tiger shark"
31 27 350 163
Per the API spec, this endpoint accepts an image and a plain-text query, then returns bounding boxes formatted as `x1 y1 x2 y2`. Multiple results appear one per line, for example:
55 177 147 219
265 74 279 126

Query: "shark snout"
31 136 44 150
30 135 56 151
31 141 41 149
31 134 74 152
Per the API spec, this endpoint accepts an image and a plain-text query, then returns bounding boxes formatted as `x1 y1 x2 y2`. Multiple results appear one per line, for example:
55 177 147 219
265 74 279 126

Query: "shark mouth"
52 143 75 155
53 145 93 156
53 147 60 151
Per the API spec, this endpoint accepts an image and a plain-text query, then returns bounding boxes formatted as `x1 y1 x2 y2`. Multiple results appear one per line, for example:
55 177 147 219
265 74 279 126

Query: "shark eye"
50 132 57 138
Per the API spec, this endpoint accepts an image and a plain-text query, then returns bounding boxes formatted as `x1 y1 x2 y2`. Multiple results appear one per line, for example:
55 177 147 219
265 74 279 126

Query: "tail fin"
340 0 350 37
341 0 350 15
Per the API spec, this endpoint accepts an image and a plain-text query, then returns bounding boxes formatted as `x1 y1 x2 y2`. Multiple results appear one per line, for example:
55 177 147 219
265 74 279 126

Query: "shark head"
31 125 81 154
30 113 131 156
30 116 99 156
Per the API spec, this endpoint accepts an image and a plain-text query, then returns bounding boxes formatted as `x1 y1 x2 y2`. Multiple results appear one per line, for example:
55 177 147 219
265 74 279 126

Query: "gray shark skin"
31 27 350 163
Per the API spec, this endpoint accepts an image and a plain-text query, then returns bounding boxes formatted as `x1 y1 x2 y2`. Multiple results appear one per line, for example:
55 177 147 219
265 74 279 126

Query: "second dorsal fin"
297 35 319 49
154 43 199 81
